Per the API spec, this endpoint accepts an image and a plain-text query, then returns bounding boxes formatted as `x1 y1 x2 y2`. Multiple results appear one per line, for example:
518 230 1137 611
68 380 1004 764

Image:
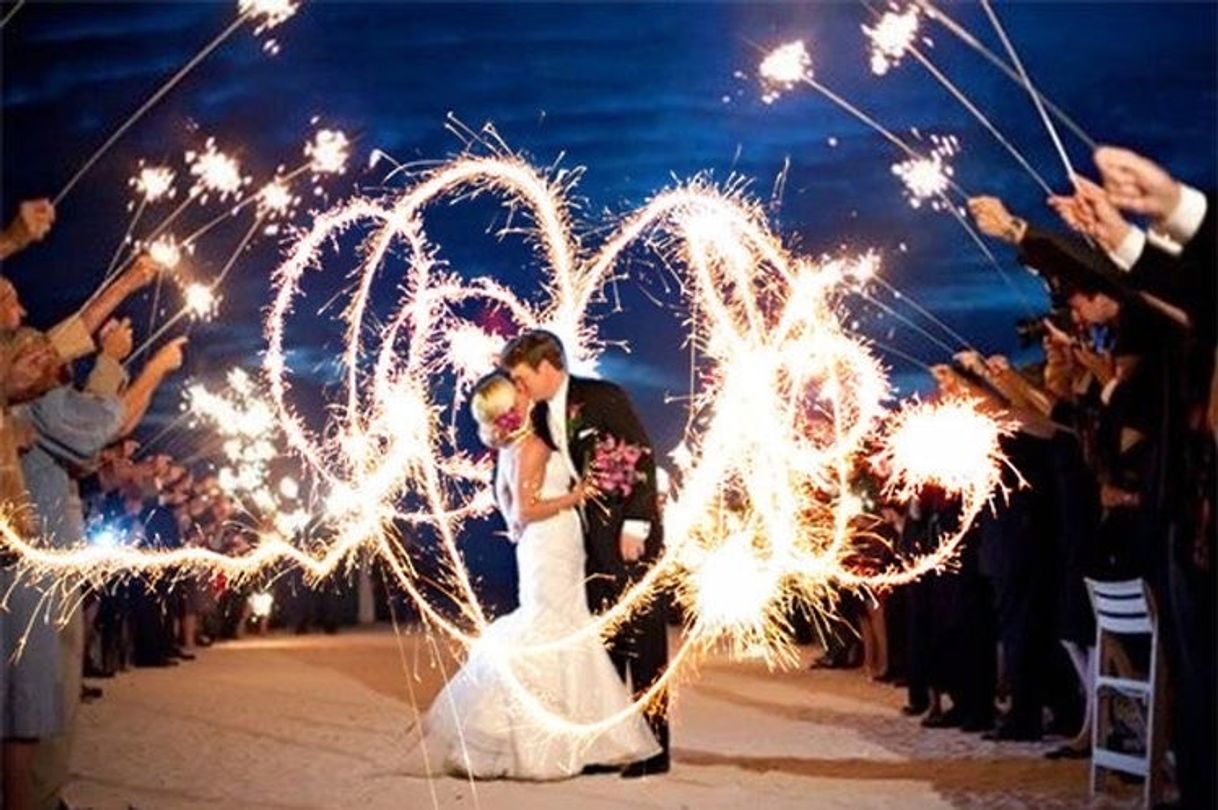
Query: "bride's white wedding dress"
403 444 660 780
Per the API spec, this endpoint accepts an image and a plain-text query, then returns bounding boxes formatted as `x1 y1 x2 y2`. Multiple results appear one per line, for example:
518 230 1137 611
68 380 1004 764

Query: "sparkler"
0 0 26 30
864 4 920 75
914 0 1097 150
4 150 1008 737
862 2 1056 195
52 0 301 206
979 0 1077 186
756 40 1033 316
891 133 956 209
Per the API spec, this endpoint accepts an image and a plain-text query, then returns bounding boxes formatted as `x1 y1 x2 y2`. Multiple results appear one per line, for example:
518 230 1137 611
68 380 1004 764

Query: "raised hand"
99 317 134 361
150 336 188 374
0 199 56 259
118 254 161 293
1093 145 1181 220
967 196 1026 243
1048 175 1132 251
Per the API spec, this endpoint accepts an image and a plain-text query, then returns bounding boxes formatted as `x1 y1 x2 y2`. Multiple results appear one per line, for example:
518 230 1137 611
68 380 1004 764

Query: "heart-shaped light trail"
0 150 1009 738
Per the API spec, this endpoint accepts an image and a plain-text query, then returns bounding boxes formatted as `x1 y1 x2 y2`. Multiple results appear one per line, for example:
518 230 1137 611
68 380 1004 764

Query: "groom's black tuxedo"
533 374 670 758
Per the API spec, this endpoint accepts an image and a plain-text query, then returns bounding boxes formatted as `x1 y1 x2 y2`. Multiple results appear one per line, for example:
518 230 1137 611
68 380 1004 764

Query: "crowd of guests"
819 146 1214 809
0 199 273 810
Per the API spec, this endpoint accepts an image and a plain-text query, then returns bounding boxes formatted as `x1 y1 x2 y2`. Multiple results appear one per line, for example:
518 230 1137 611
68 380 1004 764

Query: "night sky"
2 2 1215 603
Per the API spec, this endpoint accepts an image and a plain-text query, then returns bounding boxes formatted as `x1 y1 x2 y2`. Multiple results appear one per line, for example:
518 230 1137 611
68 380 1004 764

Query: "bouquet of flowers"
587 434 649 499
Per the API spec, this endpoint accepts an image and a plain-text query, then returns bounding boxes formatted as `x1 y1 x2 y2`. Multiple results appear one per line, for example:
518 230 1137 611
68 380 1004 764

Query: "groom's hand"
619 530 645 563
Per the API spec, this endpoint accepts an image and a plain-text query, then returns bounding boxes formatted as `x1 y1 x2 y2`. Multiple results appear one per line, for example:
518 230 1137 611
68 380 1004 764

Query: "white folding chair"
1085 577 1166 807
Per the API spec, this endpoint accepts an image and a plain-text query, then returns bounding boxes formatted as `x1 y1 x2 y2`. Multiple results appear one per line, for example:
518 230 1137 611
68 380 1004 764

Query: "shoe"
171 648 196 661
982 723 1042 742
900 702 929 716
1044 744 1091 760
620 755 670 779
580 763 622 775
81 685 103 701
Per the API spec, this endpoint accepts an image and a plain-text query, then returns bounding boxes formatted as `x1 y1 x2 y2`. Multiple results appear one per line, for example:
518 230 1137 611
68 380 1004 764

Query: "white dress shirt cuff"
1145 228 1183 257
622 519 650 540
1107 227 1145 272
1157 184 1207 246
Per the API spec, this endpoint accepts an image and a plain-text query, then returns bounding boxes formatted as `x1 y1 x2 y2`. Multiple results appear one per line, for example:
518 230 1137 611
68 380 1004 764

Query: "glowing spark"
891 134 958 209
257 178 297 219
759 40 812 104
864 5 921 75
878 395 1010 500
132 165 176 203
186 138 249 203
304 129 350 175
147 234 183 269
183 283 219 320
238 0 300 34
249 591 274 618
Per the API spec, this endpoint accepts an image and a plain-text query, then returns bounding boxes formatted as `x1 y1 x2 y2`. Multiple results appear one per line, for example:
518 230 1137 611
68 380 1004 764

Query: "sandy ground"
63 626 1141 810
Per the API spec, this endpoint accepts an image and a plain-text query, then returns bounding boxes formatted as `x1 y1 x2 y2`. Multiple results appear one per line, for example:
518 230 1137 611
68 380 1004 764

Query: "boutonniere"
566 401 584 442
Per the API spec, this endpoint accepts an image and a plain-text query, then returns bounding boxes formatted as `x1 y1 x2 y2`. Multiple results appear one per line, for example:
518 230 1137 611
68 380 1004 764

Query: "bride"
404 371 660 780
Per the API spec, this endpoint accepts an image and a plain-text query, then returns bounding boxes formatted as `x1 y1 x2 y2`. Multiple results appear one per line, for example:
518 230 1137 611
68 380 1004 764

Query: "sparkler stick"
0 0 26 30
52 1 299 206
862 3 1055 195
52 17 246 206
915 0 1097 150
980 0 1078 185
759 41 1037 319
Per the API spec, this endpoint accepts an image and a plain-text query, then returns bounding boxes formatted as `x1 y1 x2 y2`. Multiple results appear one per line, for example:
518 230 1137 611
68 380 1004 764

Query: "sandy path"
65 627 1137 809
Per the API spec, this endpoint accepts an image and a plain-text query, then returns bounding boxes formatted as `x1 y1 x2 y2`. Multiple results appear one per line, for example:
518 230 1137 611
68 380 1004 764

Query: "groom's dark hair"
500 329 566 371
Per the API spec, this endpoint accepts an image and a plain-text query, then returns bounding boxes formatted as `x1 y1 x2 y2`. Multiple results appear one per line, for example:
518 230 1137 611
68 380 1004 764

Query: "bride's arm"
512 437 586 526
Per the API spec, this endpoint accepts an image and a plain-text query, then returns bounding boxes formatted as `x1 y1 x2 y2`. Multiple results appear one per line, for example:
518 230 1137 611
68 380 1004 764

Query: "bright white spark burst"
891 134 958 209
147 234 183 269
304 129 350 175
257 179 297 219
759 40 812 104
186 138 249 203
183 283 219 320
864 5 921 76
131 165 175 203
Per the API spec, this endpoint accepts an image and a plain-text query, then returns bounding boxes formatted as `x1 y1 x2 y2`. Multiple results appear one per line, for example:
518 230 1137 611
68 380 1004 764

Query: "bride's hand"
574 477 600 504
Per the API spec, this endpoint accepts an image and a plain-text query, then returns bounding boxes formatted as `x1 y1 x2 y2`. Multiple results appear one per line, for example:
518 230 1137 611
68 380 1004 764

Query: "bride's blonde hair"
470 371 519 448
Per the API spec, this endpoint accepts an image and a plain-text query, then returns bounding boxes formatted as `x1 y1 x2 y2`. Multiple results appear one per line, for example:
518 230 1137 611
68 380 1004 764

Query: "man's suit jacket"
533 376 662 600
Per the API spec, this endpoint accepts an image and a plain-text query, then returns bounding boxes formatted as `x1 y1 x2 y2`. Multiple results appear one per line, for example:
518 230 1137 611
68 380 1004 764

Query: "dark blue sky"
2 0 1216 446
2 1 1214 607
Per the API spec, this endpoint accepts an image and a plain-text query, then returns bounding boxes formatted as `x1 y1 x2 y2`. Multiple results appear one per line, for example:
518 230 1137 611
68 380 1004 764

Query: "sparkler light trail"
52 0 301 206
3 149 1009 737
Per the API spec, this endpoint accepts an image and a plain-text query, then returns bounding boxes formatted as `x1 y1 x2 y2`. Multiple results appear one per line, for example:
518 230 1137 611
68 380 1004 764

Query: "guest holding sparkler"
0 200 54 262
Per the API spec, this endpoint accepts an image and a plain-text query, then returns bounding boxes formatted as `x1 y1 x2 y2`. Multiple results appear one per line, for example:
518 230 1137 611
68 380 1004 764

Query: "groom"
501 330 670 778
